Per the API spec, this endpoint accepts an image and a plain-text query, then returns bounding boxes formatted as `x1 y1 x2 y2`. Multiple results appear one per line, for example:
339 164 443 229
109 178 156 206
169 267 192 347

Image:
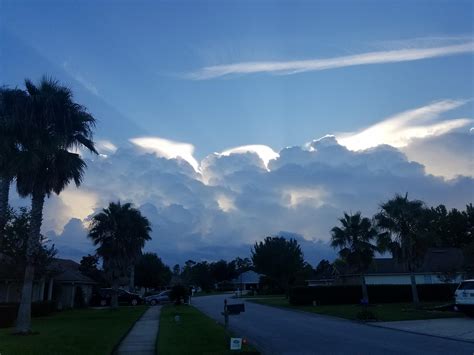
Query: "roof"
337 248 464 276
48 258 97 284
231 271 262 284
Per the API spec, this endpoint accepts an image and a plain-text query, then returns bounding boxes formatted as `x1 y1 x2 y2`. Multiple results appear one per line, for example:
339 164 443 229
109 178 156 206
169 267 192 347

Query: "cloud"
9 101 471 266
30 132 471 266
62 61 100 96
337 100 472 151
220 144 280 169
130 136 200 172
189 41 474 79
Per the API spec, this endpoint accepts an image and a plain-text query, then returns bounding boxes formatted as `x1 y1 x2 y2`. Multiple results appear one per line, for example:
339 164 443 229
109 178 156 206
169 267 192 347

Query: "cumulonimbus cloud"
189 42 474 79
337 99 473 151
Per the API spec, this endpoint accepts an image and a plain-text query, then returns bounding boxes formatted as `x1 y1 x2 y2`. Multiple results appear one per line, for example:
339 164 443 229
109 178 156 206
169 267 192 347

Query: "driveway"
373 318 474 342
192 294 474 355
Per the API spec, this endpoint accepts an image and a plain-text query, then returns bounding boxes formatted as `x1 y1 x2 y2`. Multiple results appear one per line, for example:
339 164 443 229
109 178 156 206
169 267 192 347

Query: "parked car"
455 279 474 315
90 288 144 306
145 290 171 306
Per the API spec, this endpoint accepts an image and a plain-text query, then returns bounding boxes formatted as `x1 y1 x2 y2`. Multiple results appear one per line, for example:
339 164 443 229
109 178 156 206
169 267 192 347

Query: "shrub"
0 301 57 328
169 284 189 305
289 284 457 305
356 308 377 321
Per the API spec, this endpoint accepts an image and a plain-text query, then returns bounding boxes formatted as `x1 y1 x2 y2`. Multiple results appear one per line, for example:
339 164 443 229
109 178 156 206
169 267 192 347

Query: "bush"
289 284 457 306
356 308 377 321
0 301 57 328
169 284 189 305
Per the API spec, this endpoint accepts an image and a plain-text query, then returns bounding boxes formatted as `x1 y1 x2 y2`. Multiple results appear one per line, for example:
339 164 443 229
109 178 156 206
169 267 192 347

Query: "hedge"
0 301 57 328
289 284 457 305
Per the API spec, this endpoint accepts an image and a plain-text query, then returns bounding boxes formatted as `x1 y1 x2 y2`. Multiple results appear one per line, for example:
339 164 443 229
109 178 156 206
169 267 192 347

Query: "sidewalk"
117 306 161 355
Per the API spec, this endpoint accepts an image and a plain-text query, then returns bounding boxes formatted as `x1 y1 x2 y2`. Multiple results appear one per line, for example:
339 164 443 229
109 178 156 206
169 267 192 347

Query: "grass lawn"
0 306 147 355
249 297 461 322
157 304 258 354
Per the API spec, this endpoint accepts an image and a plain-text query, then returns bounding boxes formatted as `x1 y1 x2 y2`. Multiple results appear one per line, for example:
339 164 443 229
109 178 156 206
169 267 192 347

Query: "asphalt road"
192 294 474 355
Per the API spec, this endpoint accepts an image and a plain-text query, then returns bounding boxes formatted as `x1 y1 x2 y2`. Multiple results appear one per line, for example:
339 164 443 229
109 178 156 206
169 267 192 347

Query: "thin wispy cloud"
337 99 472 151
189 42 474 79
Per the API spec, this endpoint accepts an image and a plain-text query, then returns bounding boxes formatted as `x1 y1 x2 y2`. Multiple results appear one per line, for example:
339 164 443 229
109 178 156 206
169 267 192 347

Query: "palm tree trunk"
111 279 119 309
410 273 420 307
15 191 45 334
361 274 369 304
0 176 10 234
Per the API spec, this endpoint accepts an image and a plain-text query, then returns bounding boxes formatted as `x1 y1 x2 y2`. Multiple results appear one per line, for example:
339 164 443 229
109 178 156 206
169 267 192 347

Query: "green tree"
14 78 97 334
251 236 305 293
79 254 104 284
375 194 428 306
0 207 56 279
135 253 171 291
88 201 151 308
331 212 377 303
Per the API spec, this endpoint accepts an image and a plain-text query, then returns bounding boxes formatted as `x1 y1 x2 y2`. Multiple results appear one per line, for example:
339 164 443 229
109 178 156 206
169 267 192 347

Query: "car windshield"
458 282 474 290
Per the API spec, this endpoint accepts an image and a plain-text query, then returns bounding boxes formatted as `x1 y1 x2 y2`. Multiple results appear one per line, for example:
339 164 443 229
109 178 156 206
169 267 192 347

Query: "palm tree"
14 77 97 334
0 88 27 234
88 202 151 308
374 194 428 306
331 212 377 303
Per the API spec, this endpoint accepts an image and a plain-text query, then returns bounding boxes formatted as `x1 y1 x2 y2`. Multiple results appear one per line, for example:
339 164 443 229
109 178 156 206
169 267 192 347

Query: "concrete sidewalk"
372 317 474 342
117 306 161 355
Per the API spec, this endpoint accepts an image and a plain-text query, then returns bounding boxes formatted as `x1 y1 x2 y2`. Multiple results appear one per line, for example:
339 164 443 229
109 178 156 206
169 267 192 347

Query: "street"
193 294 474 355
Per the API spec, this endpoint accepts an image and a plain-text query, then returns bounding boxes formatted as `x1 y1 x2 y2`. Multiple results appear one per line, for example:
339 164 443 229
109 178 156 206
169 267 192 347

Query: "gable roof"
48 258 97 284
360 248 464 275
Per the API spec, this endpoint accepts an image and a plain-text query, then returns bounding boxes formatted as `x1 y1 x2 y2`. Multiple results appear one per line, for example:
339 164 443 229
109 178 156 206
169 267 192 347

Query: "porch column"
47 278 54 301
5 281 10 303
39 278 46 301
70 283 75 308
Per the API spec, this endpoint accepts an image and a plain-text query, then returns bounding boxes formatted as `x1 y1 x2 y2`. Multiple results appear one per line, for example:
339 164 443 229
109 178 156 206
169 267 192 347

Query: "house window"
423 275 432 284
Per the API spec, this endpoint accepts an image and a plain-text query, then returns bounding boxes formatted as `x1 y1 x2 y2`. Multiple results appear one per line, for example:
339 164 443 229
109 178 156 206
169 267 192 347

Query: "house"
0 258 97 308
231 271 263 291
307 248 465 286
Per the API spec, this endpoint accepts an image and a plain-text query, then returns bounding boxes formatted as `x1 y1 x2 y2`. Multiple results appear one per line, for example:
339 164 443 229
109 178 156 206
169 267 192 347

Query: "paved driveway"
374 318 474 342
192 294 474 355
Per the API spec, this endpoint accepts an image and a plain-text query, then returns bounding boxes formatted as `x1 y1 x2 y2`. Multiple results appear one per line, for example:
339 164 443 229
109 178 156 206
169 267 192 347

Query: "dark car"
90 288 144 306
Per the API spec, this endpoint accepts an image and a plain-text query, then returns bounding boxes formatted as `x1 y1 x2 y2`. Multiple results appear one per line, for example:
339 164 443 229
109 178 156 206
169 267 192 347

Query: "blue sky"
1 0 473 264
2 0 473 157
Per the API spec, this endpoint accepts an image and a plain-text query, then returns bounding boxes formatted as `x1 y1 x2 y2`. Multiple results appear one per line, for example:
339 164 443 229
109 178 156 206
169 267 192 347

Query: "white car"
145 290 171 306
455 279 474 315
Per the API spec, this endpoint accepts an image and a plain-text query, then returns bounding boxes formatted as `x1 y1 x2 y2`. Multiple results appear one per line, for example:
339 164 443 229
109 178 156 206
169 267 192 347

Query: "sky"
1 0 473 266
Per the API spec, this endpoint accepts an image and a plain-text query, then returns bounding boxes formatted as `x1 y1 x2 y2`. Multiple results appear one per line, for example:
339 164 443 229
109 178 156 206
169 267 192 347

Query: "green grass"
0 306 147 355
249 297 461 322
157 304 258 354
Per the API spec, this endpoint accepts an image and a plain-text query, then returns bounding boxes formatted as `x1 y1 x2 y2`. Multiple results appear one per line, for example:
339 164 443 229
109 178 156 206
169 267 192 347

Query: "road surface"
192 294 474 355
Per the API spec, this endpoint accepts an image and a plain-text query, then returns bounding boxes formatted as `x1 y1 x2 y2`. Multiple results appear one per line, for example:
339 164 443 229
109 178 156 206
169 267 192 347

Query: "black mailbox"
226 303 245 315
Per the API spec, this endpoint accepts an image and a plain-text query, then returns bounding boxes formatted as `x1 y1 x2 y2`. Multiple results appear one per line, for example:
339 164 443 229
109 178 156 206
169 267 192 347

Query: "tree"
210 260 237 283
375 194 428 306
14 78 97 334
314 259 332 277
79 254 104 283
331 212 377 303
0 207 56 279
251 236 305 293
88 201 151 308
135 253 171 291
0 88 27 235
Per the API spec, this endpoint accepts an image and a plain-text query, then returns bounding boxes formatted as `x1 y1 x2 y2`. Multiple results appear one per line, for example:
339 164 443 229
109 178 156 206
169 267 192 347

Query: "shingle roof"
48 258 97 284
